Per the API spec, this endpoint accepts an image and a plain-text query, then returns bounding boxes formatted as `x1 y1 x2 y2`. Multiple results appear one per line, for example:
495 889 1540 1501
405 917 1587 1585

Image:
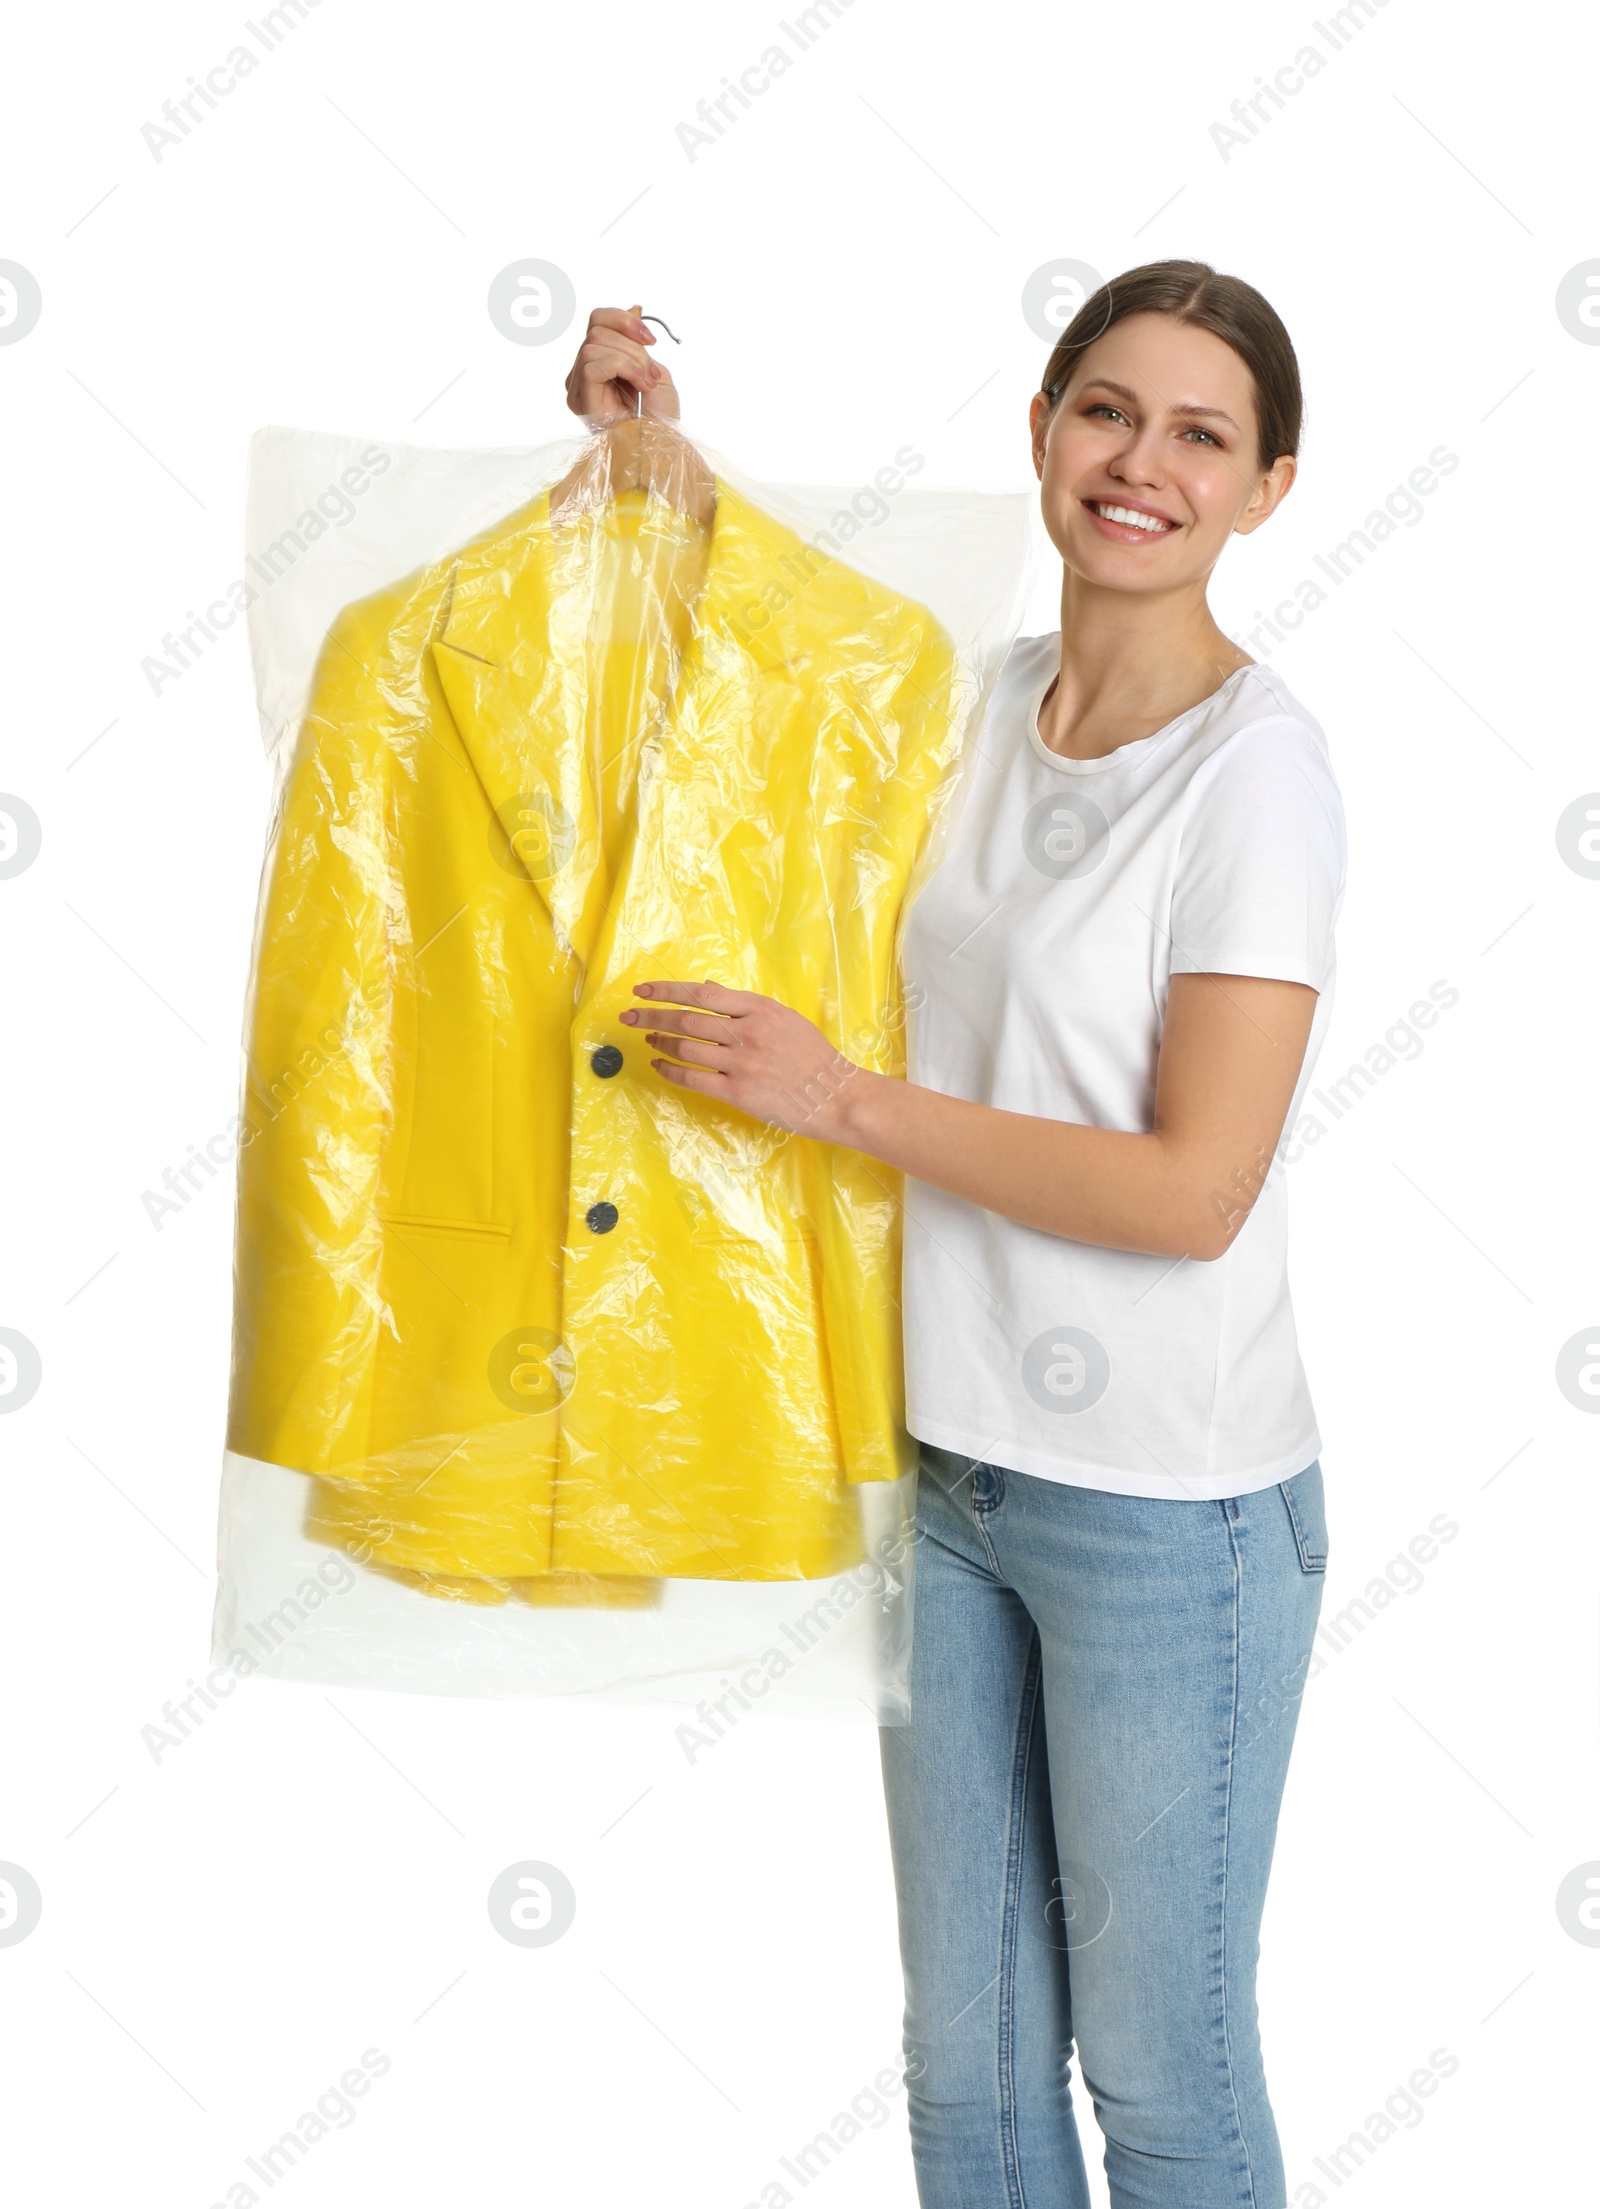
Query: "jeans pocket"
1279 1461 1329 1573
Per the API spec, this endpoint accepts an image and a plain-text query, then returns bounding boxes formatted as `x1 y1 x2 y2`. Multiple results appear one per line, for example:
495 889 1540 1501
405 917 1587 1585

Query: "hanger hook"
626 312 683 417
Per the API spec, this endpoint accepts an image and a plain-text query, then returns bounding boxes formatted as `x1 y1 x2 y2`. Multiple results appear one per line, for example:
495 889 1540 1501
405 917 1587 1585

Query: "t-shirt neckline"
1025 652 1259 777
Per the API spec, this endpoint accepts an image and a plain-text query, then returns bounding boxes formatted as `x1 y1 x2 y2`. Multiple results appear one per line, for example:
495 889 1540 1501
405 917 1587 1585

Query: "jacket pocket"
1279 1462 1328 1573
380 1213 512 1243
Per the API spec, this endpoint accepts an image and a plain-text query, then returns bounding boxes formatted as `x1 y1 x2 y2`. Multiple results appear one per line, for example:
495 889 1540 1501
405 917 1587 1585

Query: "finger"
575 338 662 393
583 305 656 345
650 1056 728 1097
639 361 679 420
629 1009 734 1043
644 1032 727 1069
633 980 758 1014
566 340 660 397
628 1010 709 1040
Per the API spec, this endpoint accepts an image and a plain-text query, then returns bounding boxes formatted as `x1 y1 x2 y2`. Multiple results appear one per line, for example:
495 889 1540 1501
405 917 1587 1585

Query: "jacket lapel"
431 487 592 954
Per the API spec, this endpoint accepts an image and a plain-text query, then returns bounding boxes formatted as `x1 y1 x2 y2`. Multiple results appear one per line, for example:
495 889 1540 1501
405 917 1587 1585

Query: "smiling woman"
620 261 1348 2209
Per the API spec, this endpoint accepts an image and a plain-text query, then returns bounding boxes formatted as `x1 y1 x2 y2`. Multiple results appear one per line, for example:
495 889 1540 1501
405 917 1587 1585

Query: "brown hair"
1040 259 1303 467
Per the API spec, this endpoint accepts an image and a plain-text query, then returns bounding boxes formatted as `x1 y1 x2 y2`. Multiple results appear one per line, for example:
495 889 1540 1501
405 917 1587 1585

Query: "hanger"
549 314 717 533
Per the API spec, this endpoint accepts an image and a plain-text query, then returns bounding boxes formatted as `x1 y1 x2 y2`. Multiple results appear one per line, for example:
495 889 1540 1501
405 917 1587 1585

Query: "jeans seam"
1218 1501 1260 2209
967 1465 1005 1577
996 1635 1044 2209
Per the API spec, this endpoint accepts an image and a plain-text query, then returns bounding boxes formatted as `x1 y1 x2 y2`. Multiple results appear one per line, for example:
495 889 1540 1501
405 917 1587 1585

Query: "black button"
585 1201 619 1234
590 1045 624 1078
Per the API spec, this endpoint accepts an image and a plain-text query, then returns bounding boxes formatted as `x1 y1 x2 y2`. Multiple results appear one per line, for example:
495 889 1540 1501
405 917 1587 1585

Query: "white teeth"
1094 501 1171 533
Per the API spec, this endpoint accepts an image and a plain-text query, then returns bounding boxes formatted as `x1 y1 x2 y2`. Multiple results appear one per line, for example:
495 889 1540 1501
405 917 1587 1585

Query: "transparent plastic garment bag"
214 417 1035 1715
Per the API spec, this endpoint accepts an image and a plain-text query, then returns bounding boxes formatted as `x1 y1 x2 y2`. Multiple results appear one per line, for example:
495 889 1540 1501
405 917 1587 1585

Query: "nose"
1108 424 1168 488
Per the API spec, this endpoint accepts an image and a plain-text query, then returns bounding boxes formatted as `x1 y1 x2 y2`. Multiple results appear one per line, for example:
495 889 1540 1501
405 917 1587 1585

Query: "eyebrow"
1078 377 1241 431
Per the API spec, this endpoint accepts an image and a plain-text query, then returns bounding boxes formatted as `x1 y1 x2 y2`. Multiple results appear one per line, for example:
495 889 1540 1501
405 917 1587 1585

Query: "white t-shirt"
899 632 1347 1501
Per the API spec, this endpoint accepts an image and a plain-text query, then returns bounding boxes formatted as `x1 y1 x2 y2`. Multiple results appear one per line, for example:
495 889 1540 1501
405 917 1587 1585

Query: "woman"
574 262 1344 2209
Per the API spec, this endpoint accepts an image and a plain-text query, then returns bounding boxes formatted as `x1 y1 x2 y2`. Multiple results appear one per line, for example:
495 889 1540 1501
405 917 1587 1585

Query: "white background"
1 1 1595 2203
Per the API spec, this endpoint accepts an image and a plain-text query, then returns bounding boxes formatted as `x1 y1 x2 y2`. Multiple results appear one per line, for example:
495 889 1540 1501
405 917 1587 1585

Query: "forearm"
834 1069 1235 1260
630 972 1311 1258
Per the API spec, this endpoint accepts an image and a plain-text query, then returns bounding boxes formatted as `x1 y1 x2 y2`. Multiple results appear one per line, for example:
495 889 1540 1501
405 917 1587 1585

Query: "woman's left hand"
621 981 866 1139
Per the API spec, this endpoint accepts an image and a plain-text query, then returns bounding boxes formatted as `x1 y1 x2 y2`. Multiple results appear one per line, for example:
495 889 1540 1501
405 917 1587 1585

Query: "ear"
1233 452 1297 538
1028 390 1054 482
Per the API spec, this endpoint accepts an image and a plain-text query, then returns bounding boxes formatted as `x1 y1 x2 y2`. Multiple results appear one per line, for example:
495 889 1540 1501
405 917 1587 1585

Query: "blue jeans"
879 1442 1328 2209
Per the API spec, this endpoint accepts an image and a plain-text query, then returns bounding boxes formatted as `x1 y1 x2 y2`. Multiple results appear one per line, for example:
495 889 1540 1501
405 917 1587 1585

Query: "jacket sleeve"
805 604 965 1488
225 593 403 1475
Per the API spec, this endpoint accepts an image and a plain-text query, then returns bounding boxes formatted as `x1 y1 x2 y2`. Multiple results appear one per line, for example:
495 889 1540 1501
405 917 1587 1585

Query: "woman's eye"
1183 426 1222 446
1086 403 1128 423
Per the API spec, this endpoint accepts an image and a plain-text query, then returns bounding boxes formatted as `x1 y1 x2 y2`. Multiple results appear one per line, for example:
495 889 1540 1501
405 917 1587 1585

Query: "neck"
1041 569 1253 762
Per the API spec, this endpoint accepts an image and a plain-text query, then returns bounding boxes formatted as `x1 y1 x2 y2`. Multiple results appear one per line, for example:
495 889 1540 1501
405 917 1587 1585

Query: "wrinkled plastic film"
215 419 1036 1713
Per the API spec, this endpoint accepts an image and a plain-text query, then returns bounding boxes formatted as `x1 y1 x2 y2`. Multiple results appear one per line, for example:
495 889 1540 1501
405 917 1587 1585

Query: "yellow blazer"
226 477 962 1587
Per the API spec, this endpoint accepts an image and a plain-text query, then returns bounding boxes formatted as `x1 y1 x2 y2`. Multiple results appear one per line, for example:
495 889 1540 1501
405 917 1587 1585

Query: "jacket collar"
437 475 830 679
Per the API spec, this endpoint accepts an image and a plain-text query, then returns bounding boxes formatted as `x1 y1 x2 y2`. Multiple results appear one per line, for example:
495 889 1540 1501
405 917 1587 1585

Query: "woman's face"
1030 311 1295 595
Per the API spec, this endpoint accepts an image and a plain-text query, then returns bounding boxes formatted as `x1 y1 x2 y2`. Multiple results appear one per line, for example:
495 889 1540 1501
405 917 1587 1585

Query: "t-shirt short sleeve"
1168 720 1346 991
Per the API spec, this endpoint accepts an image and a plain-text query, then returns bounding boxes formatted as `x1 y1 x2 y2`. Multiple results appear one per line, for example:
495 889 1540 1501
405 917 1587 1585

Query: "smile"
1085 500 1178 536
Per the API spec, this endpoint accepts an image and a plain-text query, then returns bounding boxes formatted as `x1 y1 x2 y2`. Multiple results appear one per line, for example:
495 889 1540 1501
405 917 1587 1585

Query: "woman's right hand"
563 304 680 424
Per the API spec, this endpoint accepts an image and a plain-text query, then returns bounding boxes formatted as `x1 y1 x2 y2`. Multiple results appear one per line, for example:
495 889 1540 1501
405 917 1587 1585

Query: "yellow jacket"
226 477 962 1589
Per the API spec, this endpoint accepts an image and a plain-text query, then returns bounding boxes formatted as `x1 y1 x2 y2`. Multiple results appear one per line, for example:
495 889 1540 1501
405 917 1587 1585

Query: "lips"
1084 498 1179 539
